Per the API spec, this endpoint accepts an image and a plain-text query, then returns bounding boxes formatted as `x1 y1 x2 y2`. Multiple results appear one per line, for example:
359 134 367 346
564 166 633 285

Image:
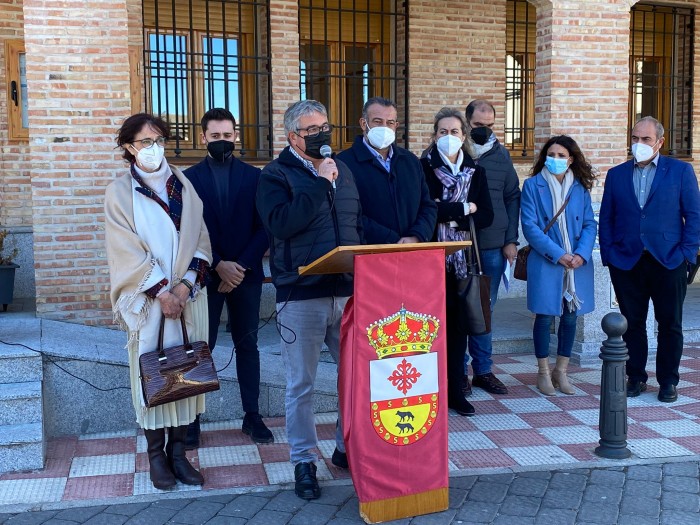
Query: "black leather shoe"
626 379 647 397
473 373 509 395
448 395 475 417
242 413 274 444
331 448 348 469
658 384 678 403
461 375 472 397
294 462 321 500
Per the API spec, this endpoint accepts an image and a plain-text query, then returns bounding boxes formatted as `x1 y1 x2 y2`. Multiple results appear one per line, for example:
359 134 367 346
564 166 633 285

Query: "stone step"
0 318 43 383
0 422 44 474
0 382 42 426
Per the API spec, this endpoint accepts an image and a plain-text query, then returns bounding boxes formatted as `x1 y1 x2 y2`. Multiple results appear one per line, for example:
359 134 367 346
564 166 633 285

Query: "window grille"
142 0 272 160
298 0 408 150
505 0 536 157
630 4 693 157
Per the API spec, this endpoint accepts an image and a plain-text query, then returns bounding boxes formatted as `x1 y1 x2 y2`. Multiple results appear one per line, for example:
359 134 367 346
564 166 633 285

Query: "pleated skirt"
127 294 208 430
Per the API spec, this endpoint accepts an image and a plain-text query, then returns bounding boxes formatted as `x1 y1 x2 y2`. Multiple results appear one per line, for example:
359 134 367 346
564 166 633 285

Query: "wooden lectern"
300 241 469 524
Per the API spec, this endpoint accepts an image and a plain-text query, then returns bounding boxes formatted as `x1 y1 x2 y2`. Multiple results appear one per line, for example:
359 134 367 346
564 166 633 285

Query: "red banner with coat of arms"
339 249 448 522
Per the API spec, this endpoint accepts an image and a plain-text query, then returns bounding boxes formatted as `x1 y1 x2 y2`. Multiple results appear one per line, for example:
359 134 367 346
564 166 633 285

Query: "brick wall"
4 0 700 324
22 0 132 324
407 0 508 152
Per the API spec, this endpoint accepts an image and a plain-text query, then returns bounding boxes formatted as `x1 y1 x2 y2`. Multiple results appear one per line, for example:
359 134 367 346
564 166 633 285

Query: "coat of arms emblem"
367 306 440 446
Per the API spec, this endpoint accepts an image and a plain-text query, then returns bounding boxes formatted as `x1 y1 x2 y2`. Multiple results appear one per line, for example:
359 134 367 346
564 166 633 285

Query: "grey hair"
635 116 665 139
362 97 397 121
284 100 328 135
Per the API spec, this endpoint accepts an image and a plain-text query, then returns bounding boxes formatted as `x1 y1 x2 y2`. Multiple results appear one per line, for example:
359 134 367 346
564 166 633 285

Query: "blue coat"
599 156 700 270
521 173 597 316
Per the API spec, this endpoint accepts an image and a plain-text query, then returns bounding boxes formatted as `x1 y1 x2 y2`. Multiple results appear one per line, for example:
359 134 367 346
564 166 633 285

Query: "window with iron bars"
630 4 693 157
298 0 408 150
141 0 272 161
505 0 536 158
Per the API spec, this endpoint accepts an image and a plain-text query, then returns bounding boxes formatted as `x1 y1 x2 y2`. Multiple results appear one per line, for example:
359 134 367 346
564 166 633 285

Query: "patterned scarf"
430 149 474 279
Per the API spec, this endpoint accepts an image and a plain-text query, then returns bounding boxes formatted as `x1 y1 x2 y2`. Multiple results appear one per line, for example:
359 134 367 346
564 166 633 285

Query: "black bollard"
595 312 631 459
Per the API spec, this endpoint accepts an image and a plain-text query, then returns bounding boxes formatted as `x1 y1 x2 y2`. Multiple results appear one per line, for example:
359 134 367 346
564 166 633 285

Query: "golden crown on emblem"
366 305 440 359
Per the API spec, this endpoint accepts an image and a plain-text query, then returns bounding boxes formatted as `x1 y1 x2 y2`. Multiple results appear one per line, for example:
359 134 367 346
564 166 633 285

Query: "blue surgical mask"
545 156 569 175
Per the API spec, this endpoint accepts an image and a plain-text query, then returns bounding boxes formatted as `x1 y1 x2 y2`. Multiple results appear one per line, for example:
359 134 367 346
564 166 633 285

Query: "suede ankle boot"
143 428 176 490
166 425 204 485
551 356 575 395
536 358 556 396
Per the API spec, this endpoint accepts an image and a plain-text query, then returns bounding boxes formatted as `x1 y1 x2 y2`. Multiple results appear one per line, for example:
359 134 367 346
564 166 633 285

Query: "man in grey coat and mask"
462 99 521 396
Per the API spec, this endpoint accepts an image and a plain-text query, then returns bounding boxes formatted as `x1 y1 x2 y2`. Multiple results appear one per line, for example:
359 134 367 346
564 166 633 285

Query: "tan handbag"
514 196 570 281
139 315 220 408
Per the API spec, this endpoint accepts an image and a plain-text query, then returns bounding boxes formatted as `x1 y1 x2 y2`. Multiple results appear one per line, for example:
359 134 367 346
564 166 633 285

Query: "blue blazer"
599 156 700 270
521 173 597 316
184 157 269 282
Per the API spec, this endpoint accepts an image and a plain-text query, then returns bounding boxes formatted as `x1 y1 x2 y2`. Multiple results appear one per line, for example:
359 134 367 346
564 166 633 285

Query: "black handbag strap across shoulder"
543 195 571 234
467 215 483 275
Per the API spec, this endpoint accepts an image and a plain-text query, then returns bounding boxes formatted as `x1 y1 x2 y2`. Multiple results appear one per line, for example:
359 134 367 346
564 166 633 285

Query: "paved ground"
1 459 698 524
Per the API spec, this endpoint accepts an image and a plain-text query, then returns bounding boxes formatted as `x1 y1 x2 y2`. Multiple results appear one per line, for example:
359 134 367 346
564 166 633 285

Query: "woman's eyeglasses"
133 137 167 148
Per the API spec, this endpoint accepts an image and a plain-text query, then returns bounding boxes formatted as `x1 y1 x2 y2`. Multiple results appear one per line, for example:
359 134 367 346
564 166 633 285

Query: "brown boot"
536 358 555 396
143 428 176 490
551 356 575 395
166 425 204 485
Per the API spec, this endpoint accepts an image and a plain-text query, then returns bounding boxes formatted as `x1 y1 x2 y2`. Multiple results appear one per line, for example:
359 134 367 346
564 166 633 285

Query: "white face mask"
366 126 395 150
436 135 464 157
631 141 657 163
136 144 165 171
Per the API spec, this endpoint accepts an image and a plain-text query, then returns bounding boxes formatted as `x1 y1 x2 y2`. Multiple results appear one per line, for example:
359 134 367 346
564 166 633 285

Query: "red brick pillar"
269 1 301 154
23 0 132 324
533 0 630 181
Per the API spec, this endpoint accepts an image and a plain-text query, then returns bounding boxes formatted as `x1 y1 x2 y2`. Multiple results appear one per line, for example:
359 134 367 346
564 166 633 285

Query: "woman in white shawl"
521 135 597 396
105 113 212 490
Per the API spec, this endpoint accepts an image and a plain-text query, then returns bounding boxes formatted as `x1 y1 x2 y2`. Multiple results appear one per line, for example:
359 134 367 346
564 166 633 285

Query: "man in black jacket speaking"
256 100 363 501
337 97 436 245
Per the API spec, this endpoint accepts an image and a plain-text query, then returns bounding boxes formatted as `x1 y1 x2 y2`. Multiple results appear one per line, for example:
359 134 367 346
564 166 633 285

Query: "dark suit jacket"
337 135 437 244
184 156 269 281
599 155 700 270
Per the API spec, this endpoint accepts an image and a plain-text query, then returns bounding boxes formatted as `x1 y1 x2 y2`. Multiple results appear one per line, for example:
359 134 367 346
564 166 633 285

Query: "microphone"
320 145 335 189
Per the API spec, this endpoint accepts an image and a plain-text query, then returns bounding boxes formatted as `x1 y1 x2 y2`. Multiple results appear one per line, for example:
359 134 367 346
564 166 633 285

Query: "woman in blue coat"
521 135 597 396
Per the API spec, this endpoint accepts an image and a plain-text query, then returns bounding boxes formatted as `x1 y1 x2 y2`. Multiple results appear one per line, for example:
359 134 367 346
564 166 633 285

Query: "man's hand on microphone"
318 158 338 186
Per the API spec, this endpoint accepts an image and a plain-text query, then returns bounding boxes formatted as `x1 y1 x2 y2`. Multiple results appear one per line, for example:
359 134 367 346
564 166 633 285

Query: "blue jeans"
276 296 348 465
533 307 577 359
466 248 504 376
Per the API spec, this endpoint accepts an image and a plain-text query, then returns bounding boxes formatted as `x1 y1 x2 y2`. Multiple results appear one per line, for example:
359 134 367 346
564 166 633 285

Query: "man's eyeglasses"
295 124 333 138
133 137 167 148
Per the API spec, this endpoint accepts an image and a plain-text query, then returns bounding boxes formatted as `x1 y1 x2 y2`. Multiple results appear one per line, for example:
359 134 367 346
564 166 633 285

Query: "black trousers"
207 277 263 414
609 253 687 386
445 272 469 399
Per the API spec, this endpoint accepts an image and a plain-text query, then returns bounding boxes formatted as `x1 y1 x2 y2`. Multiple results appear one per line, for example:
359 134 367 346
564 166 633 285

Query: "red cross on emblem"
387 358 422 396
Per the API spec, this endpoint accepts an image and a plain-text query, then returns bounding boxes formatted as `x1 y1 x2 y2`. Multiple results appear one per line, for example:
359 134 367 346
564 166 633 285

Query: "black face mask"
207 140 235 162
470 126 493 146
302 130 332 159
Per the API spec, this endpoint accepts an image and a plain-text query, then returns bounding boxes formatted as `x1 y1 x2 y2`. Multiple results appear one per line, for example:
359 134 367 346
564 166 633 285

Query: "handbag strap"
157 315 191 362
467 215 483 274
543 195 571 234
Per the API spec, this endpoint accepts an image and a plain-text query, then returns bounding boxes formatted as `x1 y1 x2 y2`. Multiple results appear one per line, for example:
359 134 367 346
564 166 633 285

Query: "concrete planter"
0 263 19 311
